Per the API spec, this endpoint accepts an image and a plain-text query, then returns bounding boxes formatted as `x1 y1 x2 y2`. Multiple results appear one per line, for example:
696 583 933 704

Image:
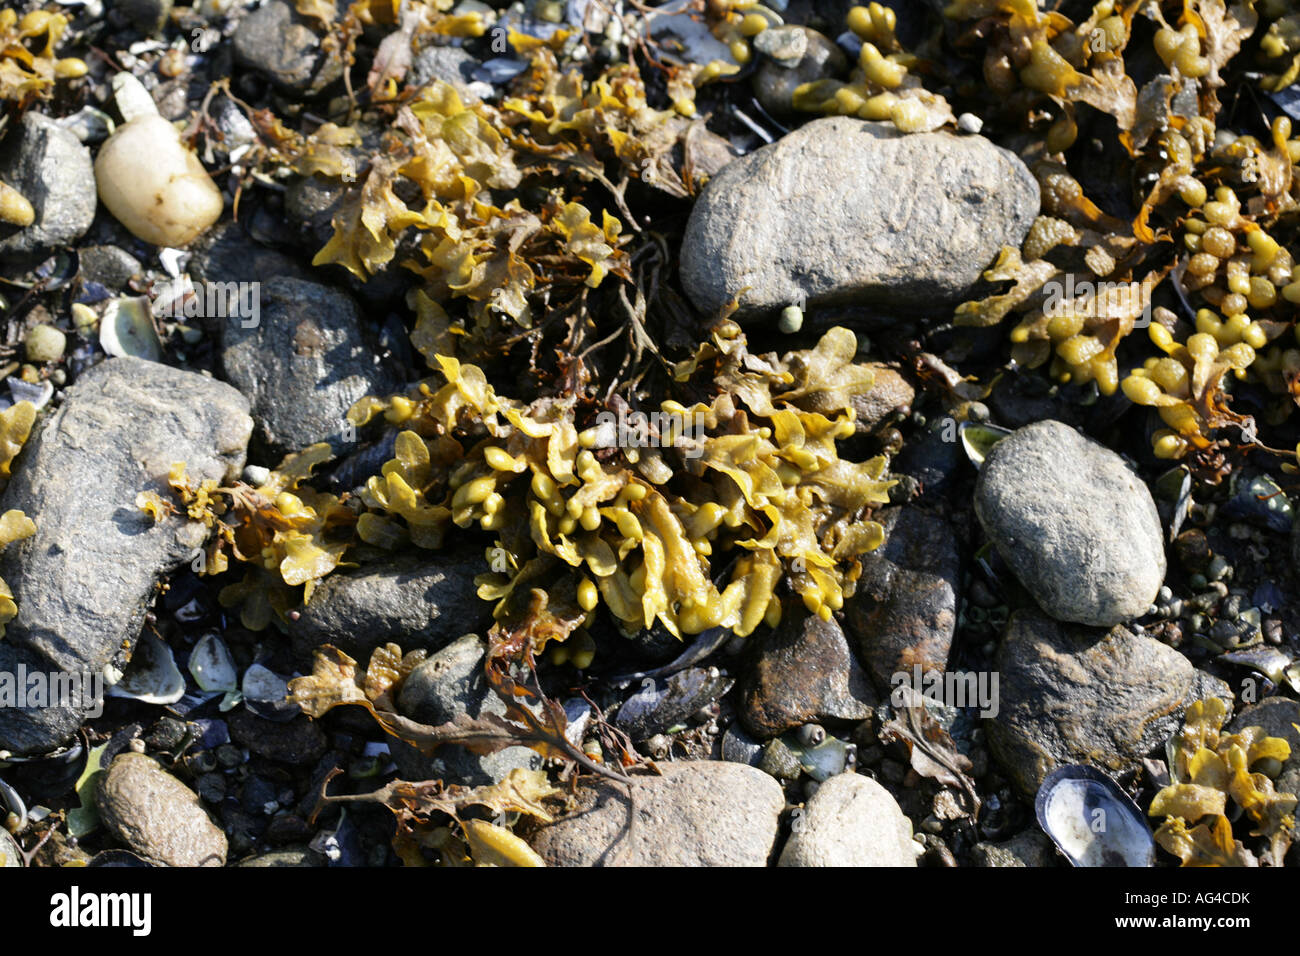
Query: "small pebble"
24 324 65 363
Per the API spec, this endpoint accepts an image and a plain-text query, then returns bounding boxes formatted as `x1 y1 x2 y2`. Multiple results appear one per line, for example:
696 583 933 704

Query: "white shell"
100 296 163 361
189 633 239 693
1036 765 1155 867
106 631 185 705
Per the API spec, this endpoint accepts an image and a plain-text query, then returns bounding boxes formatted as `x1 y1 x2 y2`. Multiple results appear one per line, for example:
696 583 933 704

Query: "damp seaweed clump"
347 321 892 652
1149 697 1296 866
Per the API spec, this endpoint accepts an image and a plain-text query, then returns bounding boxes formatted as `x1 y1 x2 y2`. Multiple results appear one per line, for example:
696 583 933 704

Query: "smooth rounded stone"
25 324 66 363
0 112 96 260
1227 698 1300 799
986 610 1233 798
974 419 1166 626
529 761 784 866
285 174 345 247
219 276 400 458
843 506 959 690
235 846 326 867
739 608 876 738
0 358 250 755
851 363 914 431
970 829 1057 867
892 419 966 500
679 117 1038 320
228 711 327 767
753 27 846 116
78 244 143 290
96 753 227 867
233 0 344 96
778 772 916 867
392 633 541 787
287 550 490 664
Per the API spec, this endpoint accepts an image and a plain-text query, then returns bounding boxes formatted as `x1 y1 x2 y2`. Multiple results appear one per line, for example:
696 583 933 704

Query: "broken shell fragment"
959 421 1012 468
1035 765 1155 867
99 296 162 361
106 630 184 705
94 75 223 247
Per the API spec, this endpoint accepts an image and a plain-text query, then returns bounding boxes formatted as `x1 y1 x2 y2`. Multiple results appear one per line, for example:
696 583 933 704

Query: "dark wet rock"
286 549 491 664
753 27 846 116
987 610 1233 797
189 220 312 289
233 0 344 96
844 506 960 690
219 276 401 458
284 174 345 248
778 772 916 867
679 117 1039 320
740 610 875 738
0 112 96 260
111 0 173 34
892 419 966 499
391 633 540 786
975 419 1166 627
96 752 227 866
529 761 784 866
0 358 250 755
78 244 143 290
851 363 914 431
228 711 327 767
0 643 84 756
615 666 733 740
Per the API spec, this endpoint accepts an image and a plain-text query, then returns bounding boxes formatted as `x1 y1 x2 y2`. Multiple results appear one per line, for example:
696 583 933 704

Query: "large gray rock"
679 117 1038 319
219 276 399 459
0 112 96 259
0 358 250 755
844 506 960 690
778 772 916 867
97 752 228 866
286 550 491 664
975 420 1166 626
232 0 344 96
529 761 784 866
987 610 1233 797
391 633 541 786
740 609 875 738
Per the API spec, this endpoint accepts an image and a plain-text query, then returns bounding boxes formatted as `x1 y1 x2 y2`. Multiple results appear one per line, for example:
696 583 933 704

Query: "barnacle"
349 324 893 655
1149 698 1296 866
